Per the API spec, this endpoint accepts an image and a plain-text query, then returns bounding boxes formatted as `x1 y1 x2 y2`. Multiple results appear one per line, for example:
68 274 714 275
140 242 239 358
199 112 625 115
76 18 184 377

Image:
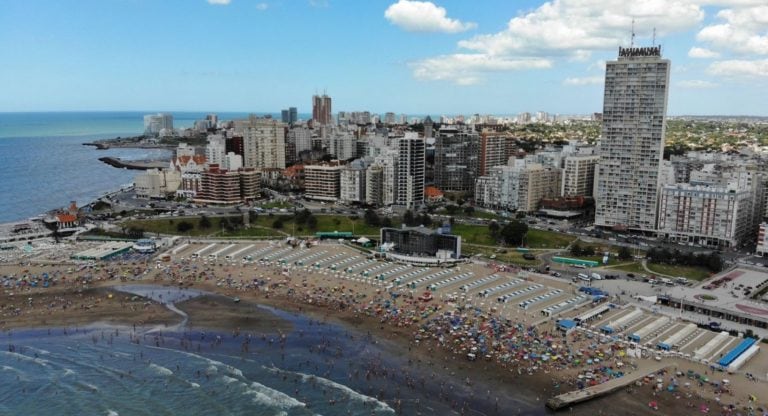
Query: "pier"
98 157 169 170
546 361 669 410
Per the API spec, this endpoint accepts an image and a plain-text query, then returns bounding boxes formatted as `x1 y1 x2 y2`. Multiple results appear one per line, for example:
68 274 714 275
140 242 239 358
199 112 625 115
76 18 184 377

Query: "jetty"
546 361 669 410
98 157 169 170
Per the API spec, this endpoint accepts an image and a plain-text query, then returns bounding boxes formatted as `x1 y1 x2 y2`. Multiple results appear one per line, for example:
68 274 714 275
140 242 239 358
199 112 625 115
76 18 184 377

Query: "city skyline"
1 0 767 115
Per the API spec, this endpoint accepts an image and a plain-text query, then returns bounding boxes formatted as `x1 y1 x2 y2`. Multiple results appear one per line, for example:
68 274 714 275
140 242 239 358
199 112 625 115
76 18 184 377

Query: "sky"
1 0 767 116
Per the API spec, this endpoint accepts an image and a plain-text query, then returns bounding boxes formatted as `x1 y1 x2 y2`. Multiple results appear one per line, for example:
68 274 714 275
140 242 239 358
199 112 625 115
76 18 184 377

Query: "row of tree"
488 220 528 246
646 247 723 272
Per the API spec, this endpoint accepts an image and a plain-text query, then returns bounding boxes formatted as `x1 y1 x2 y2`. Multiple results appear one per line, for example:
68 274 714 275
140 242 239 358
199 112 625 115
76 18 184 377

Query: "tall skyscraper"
312 94 332 125
395 134 425 208
594 45 670 232
281 107 298 124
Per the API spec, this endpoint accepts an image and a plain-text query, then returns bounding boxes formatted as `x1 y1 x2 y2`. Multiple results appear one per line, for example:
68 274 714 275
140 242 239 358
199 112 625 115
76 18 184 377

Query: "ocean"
0 285 540 415
0 112 276 224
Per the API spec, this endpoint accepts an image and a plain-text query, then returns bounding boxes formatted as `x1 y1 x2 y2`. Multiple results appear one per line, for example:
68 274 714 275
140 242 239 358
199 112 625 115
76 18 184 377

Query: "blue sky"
1 0 767 115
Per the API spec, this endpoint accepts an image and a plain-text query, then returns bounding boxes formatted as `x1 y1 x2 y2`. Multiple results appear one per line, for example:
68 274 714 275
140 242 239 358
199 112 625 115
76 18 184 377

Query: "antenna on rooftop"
652 27 657 47
630 18 636 47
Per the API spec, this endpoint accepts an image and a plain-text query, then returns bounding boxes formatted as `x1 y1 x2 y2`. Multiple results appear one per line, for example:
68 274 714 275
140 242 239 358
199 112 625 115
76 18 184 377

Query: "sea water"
0 112 264 223
0 292 542 415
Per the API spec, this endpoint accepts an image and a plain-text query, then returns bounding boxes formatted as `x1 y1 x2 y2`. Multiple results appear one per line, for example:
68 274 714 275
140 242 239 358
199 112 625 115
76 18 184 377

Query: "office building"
312 94 332 125
434 125 479 193
380 227 461 260
594 45 670 232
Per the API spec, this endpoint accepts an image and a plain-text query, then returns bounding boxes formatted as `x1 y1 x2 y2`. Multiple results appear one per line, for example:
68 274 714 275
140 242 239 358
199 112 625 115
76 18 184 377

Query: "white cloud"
695 5 768 55
688 47 720 58
409 54 552 85
385 0 476 33
708 59 768 77
563 76 603 86
678 79 719 88
456 0 704 59
207 0 231 5
256 2 268 10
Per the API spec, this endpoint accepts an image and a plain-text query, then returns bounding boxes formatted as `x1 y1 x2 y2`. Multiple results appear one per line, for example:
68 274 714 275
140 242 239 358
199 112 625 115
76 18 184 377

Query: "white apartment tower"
205 134 226 168
594 46 670 231
395 135 425 208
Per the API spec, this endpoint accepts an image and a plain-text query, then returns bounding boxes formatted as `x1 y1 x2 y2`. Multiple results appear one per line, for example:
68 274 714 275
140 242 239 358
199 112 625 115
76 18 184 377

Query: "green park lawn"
525 229 576 249
123 214 389 238
611 261 712 281
449 224 497 246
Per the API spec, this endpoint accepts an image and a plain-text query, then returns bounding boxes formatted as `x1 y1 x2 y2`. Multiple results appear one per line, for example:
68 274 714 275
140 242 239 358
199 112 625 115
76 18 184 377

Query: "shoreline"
0 276 737 416
3 241 766 415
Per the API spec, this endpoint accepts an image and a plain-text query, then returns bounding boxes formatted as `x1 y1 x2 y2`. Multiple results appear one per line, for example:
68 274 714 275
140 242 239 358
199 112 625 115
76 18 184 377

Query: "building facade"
134 169 181 199
394 135 425 208
304 164 342 201
658 183 753 248
312 94 332 125
434 125 479 193
594 46 670 231
242 118 287 170
562 154 598 197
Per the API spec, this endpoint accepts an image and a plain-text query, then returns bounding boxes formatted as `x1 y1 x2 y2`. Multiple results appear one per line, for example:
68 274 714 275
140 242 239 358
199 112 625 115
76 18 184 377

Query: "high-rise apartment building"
304 164 342 201
475 162 562 212
394 135 425 208
594 46 670 231
281 107 298 124
143 113 173 136
340 159 368 204
479 133 515 176
204 134 226 168
562 154 598 197
434 125 479 193
312 94 332 125
329 133 356 160
658 183 753 248
242 117 287 170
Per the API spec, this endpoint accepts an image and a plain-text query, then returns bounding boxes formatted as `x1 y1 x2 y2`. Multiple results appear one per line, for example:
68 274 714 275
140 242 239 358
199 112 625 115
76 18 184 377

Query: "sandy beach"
2 242 767 415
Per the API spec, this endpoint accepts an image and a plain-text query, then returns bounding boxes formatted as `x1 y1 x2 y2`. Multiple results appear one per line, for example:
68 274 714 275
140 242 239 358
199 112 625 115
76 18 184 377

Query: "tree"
445 204 460 215
176 221 194 233
617 246 632 261
272 218 284 229
463 206 475 216
403 210 415 226
381 217 393 227
582 246 595 256
570 242 583 257
364 209 380 227
500 220 528 246
488 221 500 240
199 215 211 229
307 215 318 230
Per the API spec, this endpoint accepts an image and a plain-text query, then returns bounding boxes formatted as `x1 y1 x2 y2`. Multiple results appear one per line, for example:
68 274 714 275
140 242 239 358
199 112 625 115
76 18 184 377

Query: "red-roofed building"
424 186 444 203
